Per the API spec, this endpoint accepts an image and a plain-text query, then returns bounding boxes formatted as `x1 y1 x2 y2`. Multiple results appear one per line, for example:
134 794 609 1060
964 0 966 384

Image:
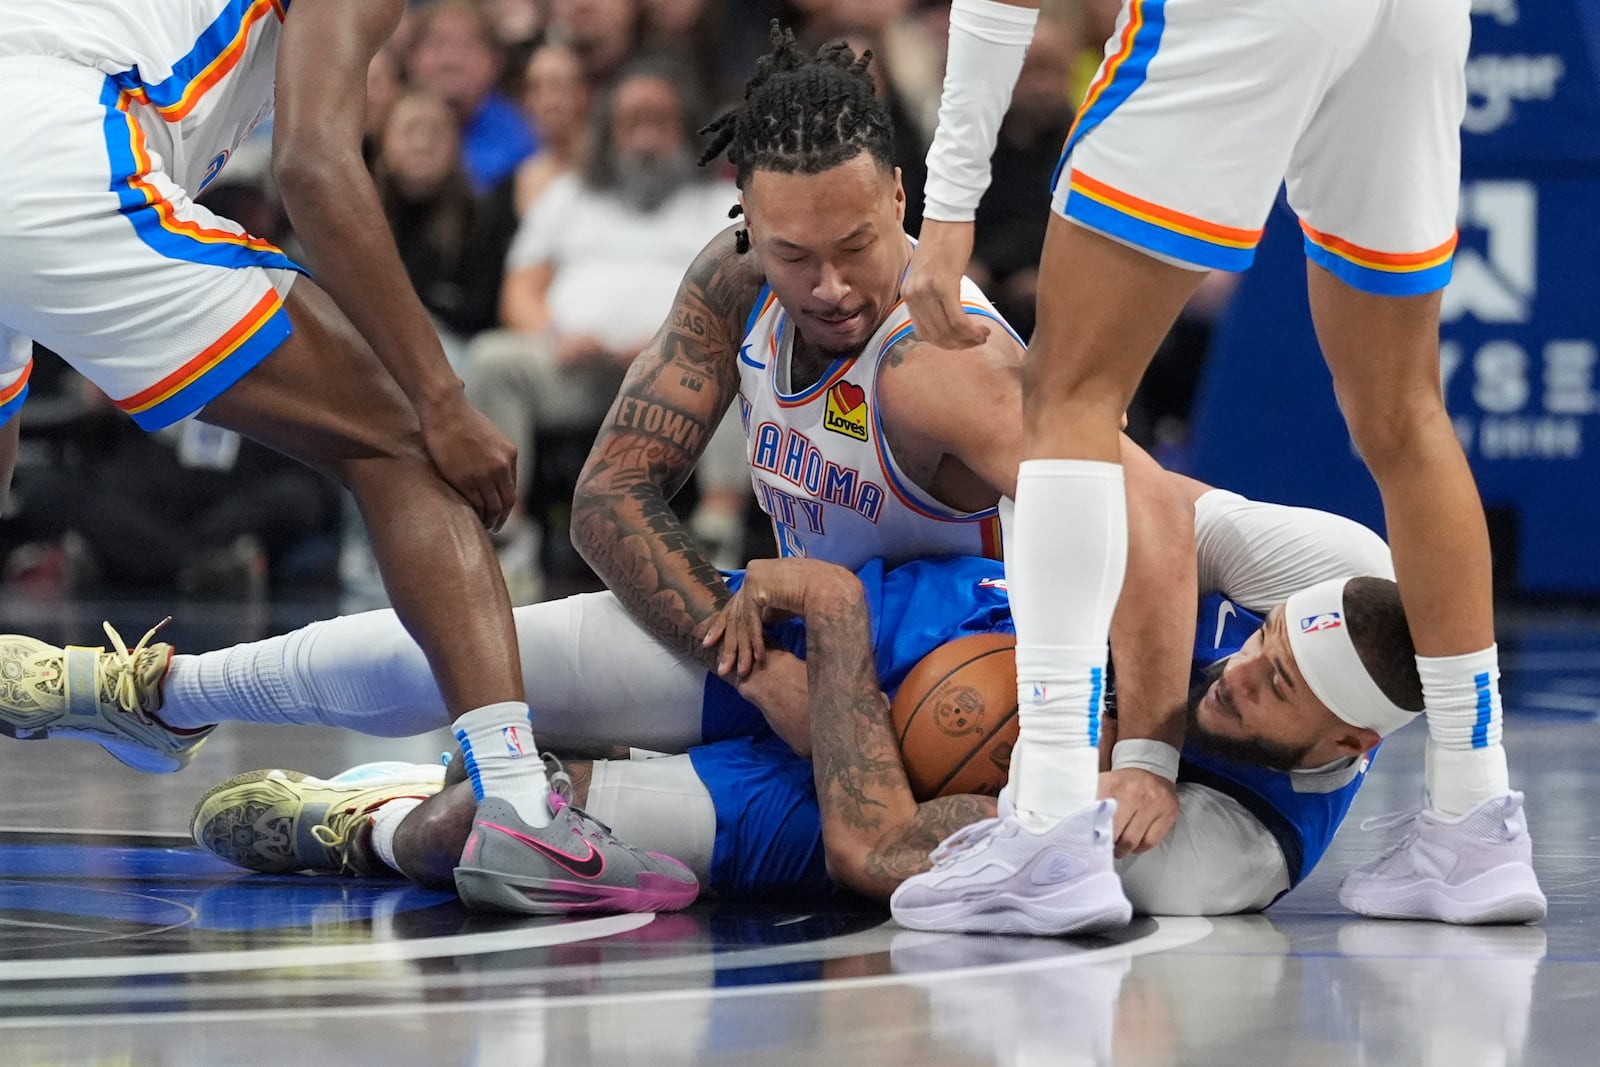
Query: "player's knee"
1338 383 1452 472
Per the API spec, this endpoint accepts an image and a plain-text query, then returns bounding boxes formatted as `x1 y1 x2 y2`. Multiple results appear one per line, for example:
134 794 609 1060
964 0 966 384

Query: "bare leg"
1307 264 1510 812
1307 269 1492 655
199 281 522 715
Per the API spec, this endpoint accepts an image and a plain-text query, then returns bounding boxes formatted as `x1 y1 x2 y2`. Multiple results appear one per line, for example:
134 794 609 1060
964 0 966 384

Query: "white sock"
370 797 424 876
1420 645 1511 816
1009 459 1127 824
454 702 552 826
160 612 450 737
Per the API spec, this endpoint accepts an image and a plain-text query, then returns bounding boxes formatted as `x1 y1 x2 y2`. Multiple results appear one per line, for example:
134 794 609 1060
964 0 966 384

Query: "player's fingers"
702 613 726 648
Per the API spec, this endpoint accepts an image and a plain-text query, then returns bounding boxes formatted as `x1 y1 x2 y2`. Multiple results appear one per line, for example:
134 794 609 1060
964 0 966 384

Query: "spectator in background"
640 0 737 105
407 0 539 192
510 41 592 216
966 15 1079 340
464 60 747 599
373 91 507 354
547 0 641 86
481 0 550 95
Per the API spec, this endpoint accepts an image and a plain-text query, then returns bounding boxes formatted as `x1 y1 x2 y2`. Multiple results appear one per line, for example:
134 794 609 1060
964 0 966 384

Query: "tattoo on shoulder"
882 333 924 370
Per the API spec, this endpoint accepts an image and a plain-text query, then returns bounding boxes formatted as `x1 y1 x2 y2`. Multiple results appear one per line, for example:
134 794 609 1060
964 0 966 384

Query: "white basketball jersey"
735 278 1019 571
0 0 284 192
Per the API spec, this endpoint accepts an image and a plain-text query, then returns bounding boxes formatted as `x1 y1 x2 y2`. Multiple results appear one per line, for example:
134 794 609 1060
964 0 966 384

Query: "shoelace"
100 617 171 722
311 803 376 874
927 816 1002 868
541 752 619 843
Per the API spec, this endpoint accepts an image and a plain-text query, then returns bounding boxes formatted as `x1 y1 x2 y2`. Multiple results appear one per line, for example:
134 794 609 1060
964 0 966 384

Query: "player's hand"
1098 768 1180 858
417 394 519 533
903 219 988 350
702 558 810 679
736 650 811 756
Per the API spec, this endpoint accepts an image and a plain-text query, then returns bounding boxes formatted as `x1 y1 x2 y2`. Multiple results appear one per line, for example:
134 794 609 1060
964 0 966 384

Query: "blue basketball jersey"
694 559 1372 897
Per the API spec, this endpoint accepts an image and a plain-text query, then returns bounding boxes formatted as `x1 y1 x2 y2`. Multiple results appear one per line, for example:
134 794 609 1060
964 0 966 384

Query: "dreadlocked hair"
700 22 895 253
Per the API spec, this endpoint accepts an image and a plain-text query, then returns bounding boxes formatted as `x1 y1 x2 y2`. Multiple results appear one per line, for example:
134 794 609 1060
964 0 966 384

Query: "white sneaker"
890 795 1131 936
1339 791 1547 925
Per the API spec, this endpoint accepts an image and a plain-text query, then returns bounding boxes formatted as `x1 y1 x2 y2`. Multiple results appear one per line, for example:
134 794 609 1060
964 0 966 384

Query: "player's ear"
891 166 905 224
1331 726 1381 758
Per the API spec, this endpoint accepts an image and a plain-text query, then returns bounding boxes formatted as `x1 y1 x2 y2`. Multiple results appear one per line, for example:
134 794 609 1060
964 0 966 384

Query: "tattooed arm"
571 227 763 668
721 558 999 901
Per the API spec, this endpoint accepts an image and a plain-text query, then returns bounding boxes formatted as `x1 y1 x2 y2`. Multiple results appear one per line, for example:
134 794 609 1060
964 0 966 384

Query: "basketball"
889 633 1019 801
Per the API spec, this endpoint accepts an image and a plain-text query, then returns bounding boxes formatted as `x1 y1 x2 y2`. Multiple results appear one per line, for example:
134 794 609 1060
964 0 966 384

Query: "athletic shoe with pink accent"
890 794 1132 936
1338 791 1547 925
454 794 699 916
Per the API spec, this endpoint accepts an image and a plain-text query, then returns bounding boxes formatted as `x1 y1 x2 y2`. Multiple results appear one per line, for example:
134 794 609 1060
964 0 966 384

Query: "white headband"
1283 578 1418 738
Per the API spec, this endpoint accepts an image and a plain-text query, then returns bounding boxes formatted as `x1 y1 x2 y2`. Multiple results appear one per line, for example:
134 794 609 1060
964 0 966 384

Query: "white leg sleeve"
161 592 712 750
581 754 718 887
1116 783 1291 915
1193 489 1395 613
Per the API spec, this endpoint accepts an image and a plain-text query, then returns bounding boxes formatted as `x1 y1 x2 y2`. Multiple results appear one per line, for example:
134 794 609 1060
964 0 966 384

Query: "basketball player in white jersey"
0 0 694 915
894 0 1543 930
569 26 1199 858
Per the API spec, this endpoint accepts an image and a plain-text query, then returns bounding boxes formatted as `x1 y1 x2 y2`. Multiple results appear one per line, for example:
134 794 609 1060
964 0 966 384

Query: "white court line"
0 913 652 982
0 827 190 840
0 917 1214 1029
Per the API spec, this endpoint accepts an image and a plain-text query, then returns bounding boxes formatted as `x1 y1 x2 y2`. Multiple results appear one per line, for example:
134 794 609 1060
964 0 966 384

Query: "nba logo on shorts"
501 725 525 758
1031 682 1047 703
1299 612 1344 633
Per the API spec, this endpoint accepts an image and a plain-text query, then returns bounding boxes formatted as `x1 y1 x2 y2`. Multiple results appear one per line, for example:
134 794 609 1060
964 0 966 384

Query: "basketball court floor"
0 597 1594 1065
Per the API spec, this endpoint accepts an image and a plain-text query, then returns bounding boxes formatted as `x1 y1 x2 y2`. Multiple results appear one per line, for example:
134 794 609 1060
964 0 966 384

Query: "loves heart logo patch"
823 381 869 442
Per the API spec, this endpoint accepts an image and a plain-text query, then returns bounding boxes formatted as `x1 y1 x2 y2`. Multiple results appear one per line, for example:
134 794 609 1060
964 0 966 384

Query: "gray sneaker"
454 793 699 916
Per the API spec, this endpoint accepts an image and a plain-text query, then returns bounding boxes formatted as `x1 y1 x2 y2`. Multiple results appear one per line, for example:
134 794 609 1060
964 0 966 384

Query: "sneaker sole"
1341 865 1548 925
892 871 1133 937
454 865 698 917
191 769 313 873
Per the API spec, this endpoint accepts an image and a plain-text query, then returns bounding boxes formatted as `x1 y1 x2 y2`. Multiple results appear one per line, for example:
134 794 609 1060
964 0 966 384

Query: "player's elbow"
821 831 885 901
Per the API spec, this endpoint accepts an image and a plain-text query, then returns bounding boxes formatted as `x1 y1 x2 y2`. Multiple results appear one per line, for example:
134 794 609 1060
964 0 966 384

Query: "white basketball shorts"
1050 0 1471 295
0 55 302 430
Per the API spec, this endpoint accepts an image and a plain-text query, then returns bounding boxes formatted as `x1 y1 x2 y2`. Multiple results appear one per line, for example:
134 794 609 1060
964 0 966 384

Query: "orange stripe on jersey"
1070 170 1262 249
118 95 285 255
0 361 32 407
1066 0 1146 145
1299 222 1459 273
118 290 284 415
121 0 285 122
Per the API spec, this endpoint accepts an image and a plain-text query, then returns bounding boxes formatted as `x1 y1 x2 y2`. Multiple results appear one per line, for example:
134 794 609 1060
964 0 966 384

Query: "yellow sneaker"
192 762 447 876
0 619 209 773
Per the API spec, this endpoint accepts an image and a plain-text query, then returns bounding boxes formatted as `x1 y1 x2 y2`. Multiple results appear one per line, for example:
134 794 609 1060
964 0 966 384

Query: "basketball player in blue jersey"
175 486 1539 920
0 0 693 915
896 0 1542 930
567 27 1200 868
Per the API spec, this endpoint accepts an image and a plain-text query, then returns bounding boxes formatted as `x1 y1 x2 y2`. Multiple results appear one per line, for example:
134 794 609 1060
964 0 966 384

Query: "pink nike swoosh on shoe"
478 821 607 879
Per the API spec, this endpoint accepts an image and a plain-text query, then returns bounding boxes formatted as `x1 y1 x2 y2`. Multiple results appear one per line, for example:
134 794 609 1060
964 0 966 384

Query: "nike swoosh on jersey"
738 344 766 370
1214 599 1238 649
480 821 607 879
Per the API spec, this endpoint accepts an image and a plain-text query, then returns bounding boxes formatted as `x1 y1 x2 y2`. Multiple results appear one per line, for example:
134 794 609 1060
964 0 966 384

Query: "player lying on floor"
173 488 1530 919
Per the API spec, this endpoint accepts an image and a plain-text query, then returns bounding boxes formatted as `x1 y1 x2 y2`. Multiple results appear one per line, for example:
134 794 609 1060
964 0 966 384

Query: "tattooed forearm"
571 227 761 666
802 575 1001 902
860 795 998 893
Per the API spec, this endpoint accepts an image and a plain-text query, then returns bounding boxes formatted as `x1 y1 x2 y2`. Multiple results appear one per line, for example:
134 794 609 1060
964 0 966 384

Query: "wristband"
922 0 1039 221
1111 738 1181 783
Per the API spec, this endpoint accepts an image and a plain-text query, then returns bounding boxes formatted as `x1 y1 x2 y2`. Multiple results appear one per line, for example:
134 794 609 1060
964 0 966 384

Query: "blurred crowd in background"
1 0 1237 605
